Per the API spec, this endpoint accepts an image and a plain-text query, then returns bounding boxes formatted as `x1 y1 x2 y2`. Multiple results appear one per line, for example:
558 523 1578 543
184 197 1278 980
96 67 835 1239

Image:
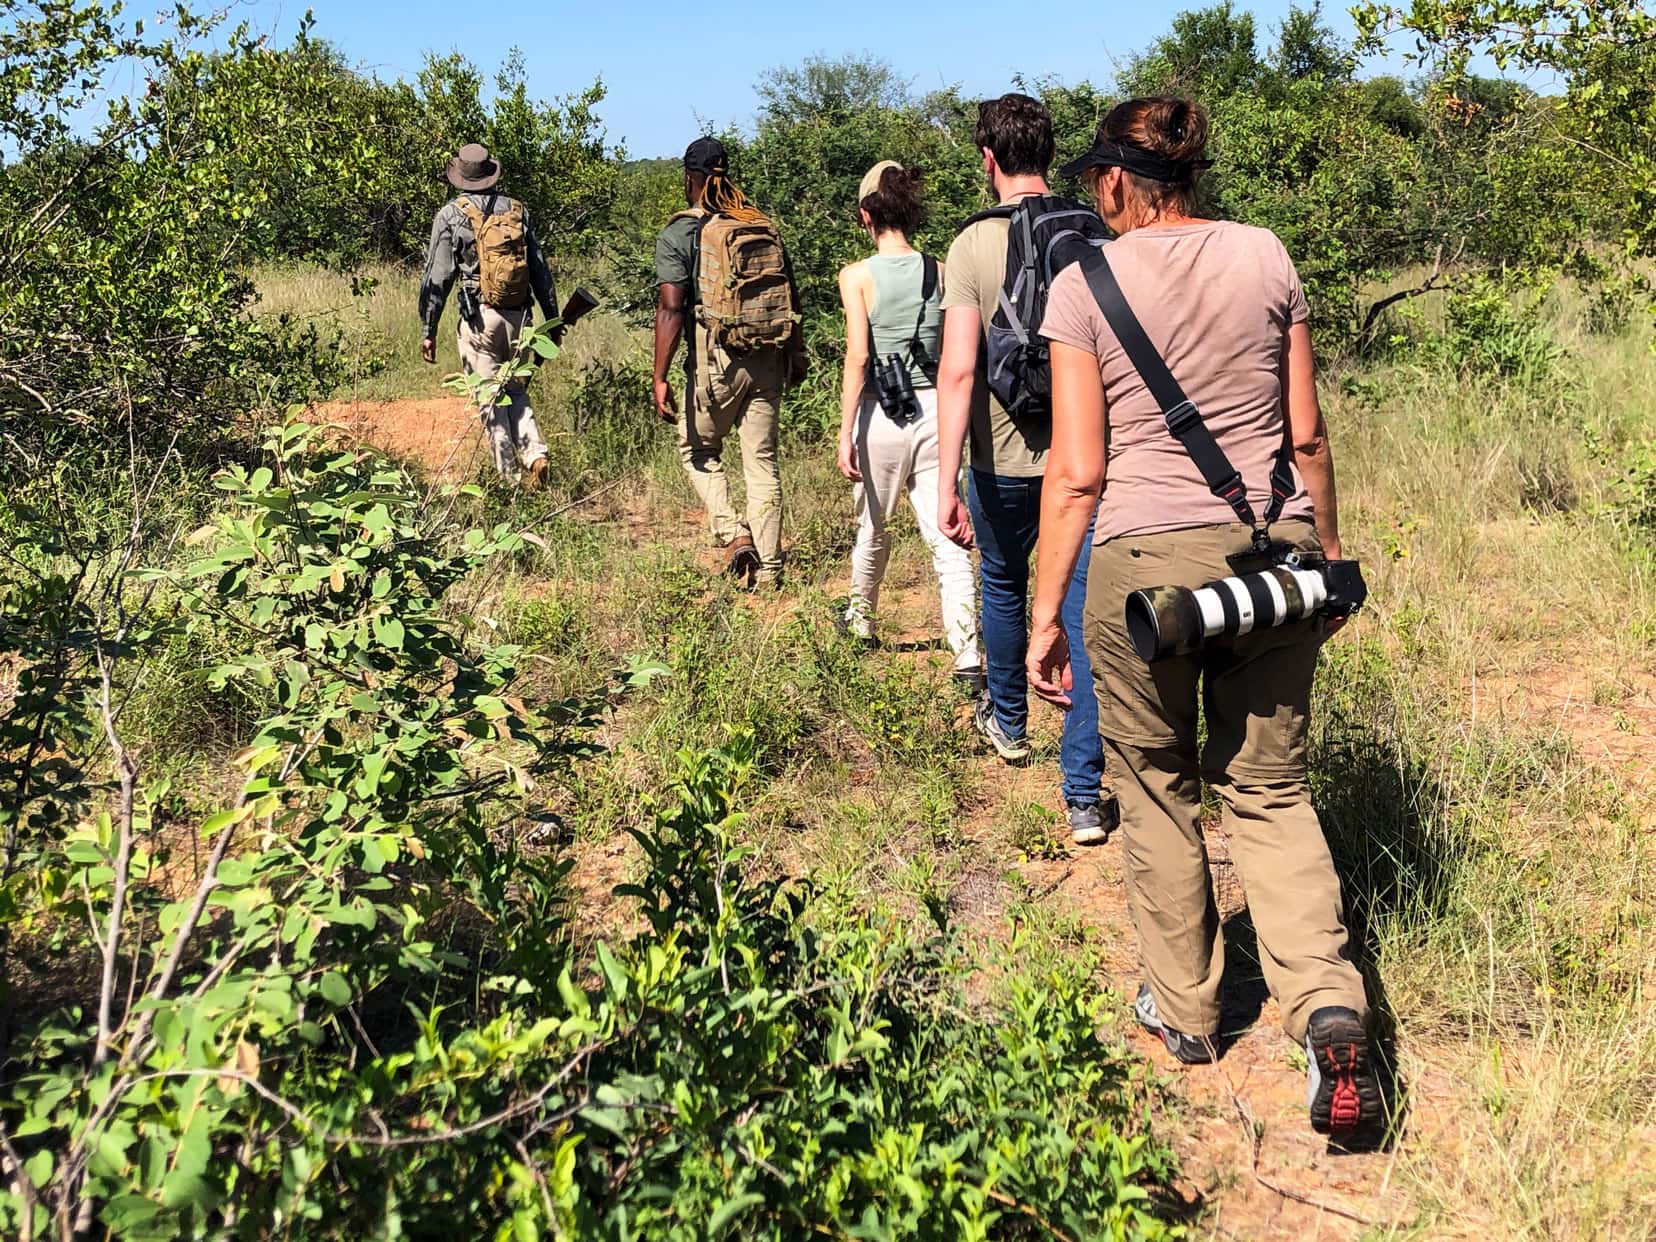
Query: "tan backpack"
679 209 797 352
458 196 531 309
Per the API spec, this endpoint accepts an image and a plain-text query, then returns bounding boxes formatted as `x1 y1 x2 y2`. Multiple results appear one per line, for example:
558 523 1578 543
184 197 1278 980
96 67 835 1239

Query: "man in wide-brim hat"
419 142 559 485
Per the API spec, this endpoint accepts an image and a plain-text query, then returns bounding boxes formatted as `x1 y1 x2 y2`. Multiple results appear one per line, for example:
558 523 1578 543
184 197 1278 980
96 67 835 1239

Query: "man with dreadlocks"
654 137 806 589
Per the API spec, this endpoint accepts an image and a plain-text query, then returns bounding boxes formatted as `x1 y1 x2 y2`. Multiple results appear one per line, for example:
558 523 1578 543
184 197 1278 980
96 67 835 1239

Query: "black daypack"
962 194 1111 425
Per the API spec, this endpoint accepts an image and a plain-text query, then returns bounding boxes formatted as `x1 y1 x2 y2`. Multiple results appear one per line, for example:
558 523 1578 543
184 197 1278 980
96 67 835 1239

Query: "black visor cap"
1060 139 1208 183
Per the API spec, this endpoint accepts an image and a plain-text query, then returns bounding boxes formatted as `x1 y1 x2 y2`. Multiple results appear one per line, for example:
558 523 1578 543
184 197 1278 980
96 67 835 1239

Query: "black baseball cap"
683 137 728 175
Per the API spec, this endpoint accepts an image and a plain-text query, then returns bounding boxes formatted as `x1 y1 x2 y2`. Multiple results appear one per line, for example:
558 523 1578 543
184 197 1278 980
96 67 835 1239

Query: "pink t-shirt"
1039 219 1314 543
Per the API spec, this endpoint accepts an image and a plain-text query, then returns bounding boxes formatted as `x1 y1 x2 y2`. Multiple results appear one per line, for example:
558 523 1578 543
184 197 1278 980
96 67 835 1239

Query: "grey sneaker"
1305 1006 1382 1136
1134 983 1217 1065
1066 797 1120 846
973 691 1031 762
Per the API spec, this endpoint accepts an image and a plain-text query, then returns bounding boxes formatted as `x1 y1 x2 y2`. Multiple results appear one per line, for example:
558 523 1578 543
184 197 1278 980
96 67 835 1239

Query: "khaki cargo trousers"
678 338 786 585
458 302 548 482
1083 519 1367 1043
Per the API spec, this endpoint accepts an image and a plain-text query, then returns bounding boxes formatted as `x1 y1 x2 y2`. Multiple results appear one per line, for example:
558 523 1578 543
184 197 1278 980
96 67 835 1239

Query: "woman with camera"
835 162 982 681
1025 98 1381 1137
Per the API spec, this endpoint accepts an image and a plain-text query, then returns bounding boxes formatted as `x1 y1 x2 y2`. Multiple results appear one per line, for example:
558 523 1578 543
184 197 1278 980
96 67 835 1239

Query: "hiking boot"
524 456 548 488
973 691 1031 763
1134 984 1217 1065
833 605 880 650
724 536 760 590
1067 797 1120 846
1305 1007 1383 1137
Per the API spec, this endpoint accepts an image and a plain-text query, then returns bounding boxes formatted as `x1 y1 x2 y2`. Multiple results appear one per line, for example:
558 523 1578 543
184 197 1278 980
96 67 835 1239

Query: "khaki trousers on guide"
1083 519 1368 1043
458 302 547 481
677 338 786 585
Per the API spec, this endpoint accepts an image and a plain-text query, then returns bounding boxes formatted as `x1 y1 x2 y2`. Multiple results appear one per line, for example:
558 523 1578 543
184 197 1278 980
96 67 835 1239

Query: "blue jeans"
967 470 1104 804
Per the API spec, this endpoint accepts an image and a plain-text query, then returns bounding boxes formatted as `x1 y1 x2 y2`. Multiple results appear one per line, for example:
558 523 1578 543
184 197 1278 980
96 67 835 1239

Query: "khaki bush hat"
446 143 501 192
857 160 902 204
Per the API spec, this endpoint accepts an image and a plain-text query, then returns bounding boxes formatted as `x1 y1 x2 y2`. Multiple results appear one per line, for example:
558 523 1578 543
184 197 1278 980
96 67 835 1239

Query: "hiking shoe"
724 536 760 590
1305 1007 1383 1136
832 606 880 650
1134 984 1217 1065
1067 797 1120 846
973 691 1031 763
524 456 548 488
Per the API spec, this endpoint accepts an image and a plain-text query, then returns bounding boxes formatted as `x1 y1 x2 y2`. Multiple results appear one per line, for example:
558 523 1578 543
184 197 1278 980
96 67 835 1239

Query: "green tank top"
866 253 942 389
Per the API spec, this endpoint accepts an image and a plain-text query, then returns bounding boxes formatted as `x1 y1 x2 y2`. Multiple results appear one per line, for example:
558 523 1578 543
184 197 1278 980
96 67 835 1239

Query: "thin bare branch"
131 1036 608 1150
91 648 137 1069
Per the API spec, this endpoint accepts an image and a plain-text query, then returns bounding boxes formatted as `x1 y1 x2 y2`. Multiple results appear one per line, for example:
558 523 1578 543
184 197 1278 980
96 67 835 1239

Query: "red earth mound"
312 397 483 479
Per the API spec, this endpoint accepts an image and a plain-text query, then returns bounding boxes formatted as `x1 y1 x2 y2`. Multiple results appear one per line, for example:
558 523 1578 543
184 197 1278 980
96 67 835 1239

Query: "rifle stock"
551 287 600 344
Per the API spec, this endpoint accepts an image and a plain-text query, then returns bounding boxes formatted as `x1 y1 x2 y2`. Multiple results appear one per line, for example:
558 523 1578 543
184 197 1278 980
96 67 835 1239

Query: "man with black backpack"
934 94 1119 847
653 137 807 590
420 143 561 485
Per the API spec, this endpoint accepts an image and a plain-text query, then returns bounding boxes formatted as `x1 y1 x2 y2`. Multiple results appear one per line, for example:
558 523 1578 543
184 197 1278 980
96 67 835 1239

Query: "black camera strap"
1080 253 1295 543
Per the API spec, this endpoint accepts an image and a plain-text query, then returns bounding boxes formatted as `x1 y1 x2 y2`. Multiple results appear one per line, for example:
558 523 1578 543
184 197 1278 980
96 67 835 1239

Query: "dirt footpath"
313 397 485 479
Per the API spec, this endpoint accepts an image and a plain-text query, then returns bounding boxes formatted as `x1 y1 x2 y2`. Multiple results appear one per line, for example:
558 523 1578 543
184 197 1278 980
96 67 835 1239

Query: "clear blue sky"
220 0 1424 157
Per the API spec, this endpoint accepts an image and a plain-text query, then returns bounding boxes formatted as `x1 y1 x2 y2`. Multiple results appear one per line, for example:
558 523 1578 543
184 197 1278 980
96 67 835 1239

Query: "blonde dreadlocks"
696 172 770 225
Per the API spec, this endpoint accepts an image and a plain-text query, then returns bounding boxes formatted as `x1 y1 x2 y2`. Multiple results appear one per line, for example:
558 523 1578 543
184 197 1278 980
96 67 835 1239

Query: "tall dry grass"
1322 277 1656 1237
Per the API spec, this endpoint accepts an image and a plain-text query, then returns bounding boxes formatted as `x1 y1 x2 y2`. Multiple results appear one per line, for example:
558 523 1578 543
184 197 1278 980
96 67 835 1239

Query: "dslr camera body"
1125 539 1368 663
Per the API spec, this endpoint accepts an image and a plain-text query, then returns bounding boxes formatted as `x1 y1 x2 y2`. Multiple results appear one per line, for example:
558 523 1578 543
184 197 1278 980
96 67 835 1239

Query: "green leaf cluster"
1 420 1179 1240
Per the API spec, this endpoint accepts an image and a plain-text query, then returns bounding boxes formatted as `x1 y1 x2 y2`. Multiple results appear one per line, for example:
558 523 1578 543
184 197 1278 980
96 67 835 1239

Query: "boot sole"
1308 1015 1383 1135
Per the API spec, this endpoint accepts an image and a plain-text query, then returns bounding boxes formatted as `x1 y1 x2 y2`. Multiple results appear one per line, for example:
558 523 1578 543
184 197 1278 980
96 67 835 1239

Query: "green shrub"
560 349 661 485
1615 440 1656 532
510 589 593 655
0 426 1178 1239
1449 275 1561 378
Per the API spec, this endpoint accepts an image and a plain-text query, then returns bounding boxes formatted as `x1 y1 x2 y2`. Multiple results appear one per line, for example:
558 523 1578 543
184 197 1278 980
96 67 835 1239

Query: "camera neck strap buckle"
1163 399 1201 436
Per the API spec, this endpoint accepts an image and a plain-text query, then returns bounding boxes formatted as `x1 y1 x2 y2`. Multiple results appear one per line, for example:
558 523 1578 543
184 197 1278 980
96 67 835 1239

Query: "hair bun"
1110 96 1208 165
1095 95 1210 207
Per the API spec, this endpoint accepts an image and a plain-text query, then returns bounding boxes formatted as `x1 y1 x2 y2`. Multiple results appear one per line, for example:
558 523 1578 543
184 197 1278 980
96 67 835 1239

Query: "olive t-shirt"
654 211 702 292
655 210 716 375
941 212 1049 478
1039 219 1315 543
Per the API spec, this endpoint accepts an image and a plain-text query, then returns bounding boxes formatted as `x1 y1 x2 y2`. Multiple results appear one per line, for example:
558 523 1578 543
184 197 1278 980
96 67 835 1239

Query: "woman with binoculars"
1025 97 1381 1138
834 161 982 684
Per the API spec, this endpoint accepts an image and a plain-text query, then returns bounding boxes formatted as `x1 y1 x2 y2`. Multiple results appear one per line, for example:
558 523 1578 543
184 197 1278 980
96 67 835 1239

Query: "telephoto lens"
1125 564 1330 662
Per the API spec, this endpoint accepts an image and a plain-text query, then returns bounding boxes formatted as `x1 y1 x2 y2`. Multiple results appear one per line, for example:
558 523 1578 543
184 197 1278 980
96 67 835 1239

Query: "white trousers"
457 302 548 481
846 389 981 672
